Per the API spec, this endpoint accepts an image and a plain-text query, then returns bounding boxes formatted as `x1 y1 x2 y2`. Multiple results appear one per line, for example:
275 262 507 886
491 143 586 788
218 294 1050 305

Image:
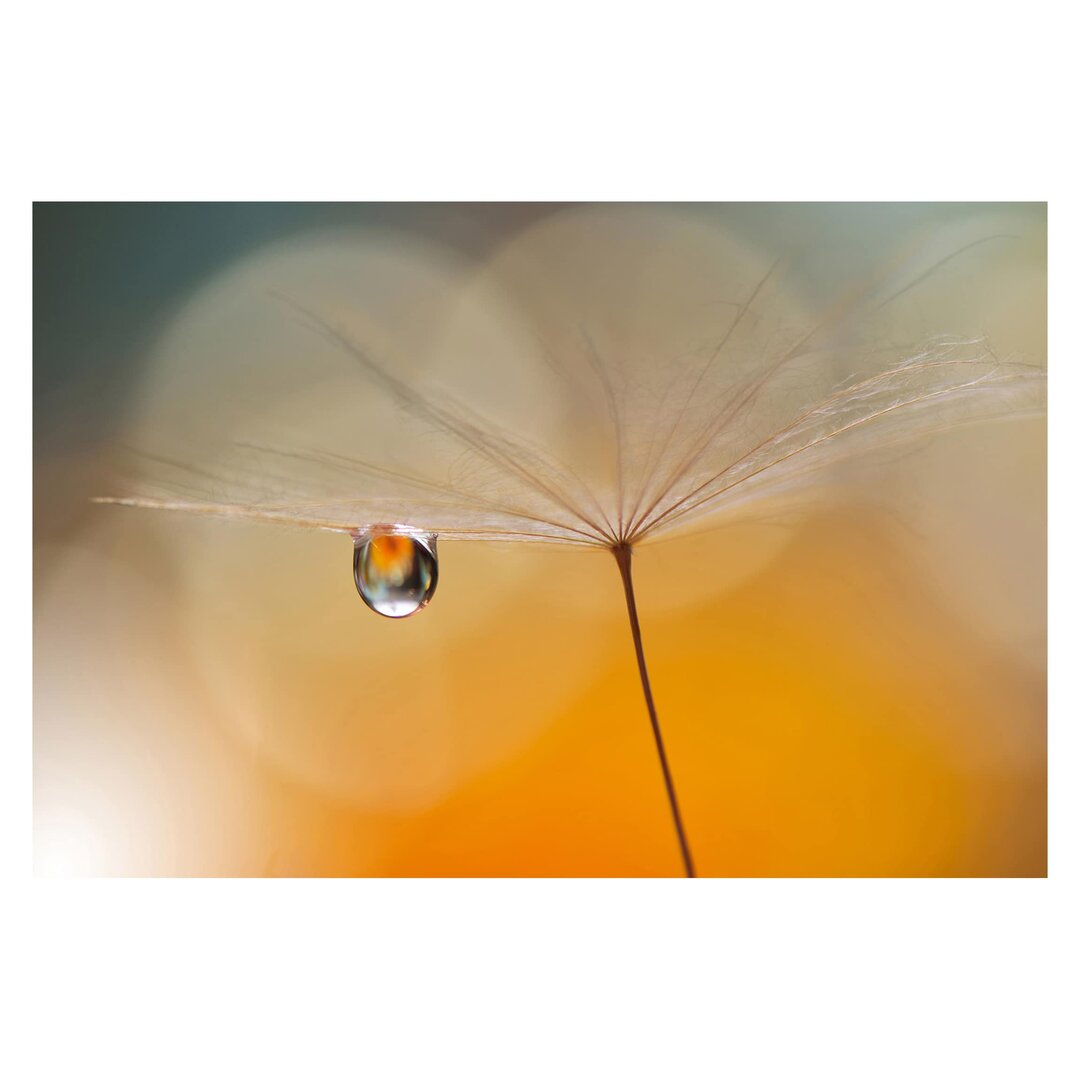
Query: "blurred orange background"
33 203 1046 876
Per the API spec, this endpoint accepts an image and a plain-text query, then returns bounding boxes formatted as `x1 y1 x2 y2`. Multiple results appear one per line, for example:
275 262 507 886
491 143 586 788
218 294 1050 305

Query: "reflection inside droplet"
353 528 438 618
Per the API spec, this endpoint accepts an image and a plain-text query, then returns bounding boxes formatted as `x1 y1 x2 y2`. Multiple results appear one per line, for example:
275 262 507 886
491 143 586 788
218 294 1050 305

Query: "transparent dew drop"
352 528 438 618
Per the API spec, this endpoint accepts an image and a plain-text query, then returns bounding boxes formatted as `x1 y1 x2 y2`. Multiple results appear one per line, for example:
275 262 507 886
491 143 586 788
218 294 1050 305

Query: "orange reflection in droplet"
368 534 416 578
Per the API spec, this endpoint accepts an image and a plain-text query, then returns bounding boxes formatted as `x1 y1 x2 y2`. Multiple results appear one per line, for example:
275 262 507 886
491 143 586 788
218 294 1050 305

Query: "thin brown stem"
611 543 697 878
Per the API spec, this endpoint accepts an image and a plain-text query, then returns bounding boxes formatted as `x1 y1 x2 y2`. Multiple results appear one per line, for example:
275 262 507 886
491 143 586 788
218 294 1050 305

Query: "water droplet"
352 527 438 618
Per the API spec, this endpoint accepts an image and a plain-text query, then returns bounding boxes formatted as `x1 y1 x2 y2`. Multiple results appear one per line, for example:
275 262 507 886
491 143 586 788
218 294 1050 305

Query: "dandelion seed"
95 206 1047 877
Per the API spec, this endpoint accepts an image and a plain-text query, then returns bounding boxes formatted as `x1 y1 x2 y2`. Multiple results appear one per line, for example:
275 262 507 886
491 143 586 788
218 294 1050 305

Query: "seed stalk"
611 542 697 878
